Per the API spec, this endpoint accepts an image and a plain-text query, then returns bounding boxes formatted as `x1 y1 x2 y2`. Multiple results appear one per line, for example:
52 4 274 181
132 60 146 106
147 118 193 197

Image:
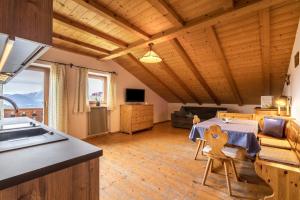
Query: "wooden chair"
193 115 205 160
201 125 239 196
194 138 206 159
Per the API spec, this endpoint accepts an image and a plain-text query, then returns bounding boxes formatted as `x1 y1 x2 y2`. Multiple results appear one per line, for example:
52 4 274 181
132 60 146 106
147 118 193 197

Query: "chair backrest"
217 112 254 120
204 125 228 158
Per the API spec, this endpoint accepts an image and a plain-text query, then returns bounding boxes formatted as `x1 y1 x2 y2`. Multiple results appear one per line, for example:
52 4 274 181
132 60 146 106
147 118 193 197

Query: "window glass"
3 69 45 122
88 76 106 103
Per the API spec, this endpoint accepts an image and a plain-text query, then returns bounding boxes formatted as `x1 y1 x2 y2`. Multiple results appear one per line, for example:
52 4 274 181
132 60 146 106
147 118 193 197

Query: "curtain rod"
37 59 117 74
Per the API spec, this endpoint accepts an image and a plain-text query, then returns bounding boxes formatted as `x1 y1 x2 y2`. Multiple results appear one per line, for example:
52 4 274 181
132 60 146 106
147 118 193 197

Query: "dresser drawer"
132 122 153 131
120 104 154 134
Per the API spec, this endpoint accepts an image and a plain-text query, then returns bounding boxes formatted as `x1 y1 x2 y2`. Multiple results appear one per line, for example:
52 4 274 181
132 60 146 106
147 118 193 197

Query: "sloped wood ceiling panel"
270 1 300 95
52 0 300 104
53 0 139 46
52 38 104 58
96 0 174 35
153 41 213 103
130 48 196 102
114 55 182 103
53 20 118 51
165 0 226 21
214 13 264 104
176 28 236 104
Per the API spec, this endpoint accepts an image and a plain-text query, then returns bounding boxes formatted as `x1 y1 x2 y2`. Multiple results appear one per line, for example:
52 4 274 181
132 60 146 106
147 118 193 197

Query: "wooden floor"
86 122 272 200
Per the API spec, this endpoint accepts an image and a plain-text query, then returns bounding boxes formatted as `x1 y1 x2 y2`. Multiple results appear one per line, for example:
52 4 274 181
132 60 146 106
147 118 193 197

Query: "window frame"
3 66 50 124
88 73 107 105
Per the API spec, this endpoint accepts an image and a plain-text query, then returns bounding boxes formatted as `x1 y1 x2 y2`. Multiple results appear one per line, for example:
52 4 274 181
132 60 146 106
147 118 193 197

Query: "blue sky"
3 70 44 94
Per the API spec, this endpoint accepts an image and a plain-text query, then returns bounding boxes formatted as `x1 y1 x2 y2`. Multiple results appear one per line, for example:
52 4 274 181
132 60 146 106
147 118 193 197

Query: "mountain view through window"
3 69 44 109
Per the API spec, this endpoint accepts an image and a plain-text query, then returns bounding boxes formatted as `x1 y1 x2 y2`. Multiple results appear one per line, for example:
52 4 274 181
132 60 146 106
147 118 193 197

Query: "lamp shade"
275 96 287 107
139 50 162 63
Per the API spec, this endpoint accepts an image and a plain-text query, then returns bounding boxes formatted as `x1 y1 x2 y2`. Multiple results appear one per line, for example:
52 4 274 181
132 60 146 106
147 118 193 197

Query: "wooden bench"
255 120 300 200
217 112 255 120
256 115 294 150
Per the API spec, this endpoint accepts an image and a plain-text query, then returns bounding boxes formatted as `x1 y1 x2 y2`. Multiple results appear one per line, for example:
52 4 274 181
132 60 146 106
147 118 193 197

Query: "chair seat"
202 145 239 159
260 138 291 150
258 146 300 166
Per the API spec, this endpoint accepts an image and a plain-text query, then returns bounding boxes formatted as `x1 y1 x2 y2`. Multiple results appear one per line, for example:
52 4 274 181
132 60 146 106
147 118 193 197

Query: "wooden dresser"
120 104 154 134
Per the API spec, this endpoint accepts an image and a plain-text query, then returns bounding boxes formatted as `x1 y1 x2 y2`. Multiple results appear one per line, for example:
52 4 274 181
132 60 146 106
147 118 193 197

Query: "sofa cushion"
262 117 285 138
258 146 300 166
175 109 187 117
202 145 239 159
260 138 291 150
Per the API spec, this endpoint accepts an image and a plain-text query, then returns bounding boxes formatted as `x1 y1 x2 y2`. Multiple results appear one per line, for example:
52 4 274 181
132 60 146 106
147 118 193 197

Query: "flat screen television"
125 89 145 103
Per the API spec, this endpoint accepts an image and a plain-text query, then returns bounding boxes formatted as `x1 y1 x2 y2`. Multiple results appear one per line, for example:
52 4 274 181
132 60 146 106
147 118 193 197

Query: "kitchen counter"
0 117 103 190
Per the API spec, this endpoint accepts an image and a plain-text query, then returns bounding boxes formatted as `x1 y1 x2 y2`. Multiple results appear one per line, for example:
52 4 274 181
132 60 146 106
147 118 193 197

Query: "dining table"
189 117 260 157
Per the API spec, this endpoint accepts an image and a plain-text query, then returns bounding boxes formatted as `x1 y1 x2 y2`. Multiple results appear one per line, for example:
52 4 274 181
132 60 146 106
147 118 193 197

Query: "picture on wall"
295 51 299 68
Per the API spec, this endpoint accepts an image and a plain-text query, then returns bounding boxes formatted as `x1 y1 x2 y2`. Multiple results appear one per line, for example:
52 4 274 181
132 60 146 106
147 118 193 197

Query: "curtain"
107 73 117 111
48 64 68 132
73 67 90 113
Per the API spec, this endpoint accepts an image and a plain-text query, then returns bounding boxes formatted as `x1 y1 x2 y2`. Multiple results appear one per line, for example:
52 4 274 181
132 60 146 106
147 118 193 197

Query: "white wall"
41 48 168 138
283 18 300 120
168 103 259 120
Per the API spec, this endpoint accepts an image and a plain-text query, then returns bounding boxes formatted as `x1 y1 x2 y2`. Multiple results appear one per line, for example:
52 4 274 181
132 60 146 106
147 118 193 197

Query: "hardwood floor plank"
87 122 271 200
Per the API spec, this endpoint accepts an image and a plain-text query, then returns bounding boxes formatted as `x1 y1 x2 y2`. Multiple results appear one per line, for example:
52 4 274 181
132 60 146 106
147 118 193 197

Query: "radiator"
88 107 108 135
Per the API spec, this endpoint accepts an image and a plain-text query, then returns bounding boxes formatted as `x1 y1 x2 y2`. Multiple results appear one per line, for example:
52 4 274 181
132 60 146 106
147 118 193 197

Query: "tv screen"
126 89 145 102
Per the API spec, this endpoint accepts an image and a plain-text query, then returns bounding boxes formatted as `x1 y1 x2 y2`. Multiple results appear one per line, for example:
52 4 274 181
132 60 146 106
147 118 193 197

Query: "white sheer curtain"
48 63 68 132
107 73 117 111
73 68 90 113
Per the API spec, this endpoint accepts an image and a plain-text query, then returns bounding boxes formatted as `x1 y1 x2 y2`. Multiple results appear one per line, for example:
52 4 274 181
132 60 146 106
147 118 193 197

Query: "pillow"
262 117 286 138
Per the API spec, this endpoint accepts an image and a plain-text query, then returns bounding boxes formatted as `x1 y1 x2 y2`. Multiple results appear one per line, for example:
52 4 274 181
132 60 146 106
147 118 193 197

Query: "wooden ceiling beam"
127 54 186 103
219 0 234 10
53 12 128 48
170 38 221 105
53 33 111 55
151 49 202 104
205 26 243 105
146 0 184 27
102 0 288 60
259 8 271 95
71 0 150 40
52 43 103 60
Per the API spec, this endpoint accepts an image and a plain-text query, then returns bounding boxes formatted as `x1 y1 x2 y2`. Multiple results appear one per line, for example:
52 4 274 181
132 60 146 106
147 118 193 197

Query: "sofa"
171 106 227 129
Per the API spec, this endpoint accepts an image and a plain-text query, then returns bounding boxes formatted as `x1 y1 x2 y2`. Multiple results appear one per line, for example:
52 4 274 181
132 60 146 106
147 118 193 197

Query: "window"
2 66 49 123
88 73 107 104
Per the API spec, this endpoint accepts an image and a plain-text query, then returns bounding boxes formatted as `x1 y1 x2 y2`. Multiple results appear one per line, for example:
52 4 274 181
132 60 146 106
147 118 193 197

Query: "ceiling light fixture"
139 43 162 63
0 39 14 71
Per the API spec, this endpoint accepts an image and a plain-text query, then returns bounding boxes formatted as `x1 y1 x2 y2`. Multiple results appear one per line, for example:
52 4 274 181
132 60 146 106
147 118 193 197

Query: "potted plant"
96 97 100 107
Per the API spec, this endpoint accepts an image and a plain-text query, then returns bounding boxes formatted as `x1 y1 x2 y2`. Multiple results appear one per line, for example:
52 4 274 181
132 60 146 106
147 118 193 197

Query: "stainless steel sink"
0 127 68 153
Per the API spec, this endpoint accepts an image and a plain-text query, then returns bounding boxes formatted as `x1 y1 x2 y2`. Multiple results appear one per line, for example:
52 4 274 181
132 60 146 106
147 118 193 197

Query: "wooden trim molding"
170 38 221 105
71 0 150 40
53 12 128 48
146 0 184 27
205 26 243 105
53 33 111 55
259 8 271 95
127 54 186 103
101 0 287 60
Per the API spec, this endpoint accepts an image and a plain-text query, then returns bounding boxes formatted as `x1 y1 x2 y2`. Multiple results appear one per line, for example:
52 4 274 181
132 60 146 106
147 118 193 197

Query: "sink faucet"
0 96 18 113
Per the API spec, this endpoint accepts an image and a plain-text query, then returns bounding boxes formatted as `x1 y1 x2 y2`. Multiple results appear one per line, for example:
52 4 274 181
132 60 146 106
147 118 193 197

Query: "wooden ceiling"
52 0 300 104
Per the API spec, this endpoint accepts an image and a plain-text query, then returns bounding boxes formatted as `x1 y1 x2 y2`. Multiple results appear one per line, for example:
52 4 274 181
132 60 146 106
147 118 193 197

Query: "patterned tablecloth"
189 118 260 156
